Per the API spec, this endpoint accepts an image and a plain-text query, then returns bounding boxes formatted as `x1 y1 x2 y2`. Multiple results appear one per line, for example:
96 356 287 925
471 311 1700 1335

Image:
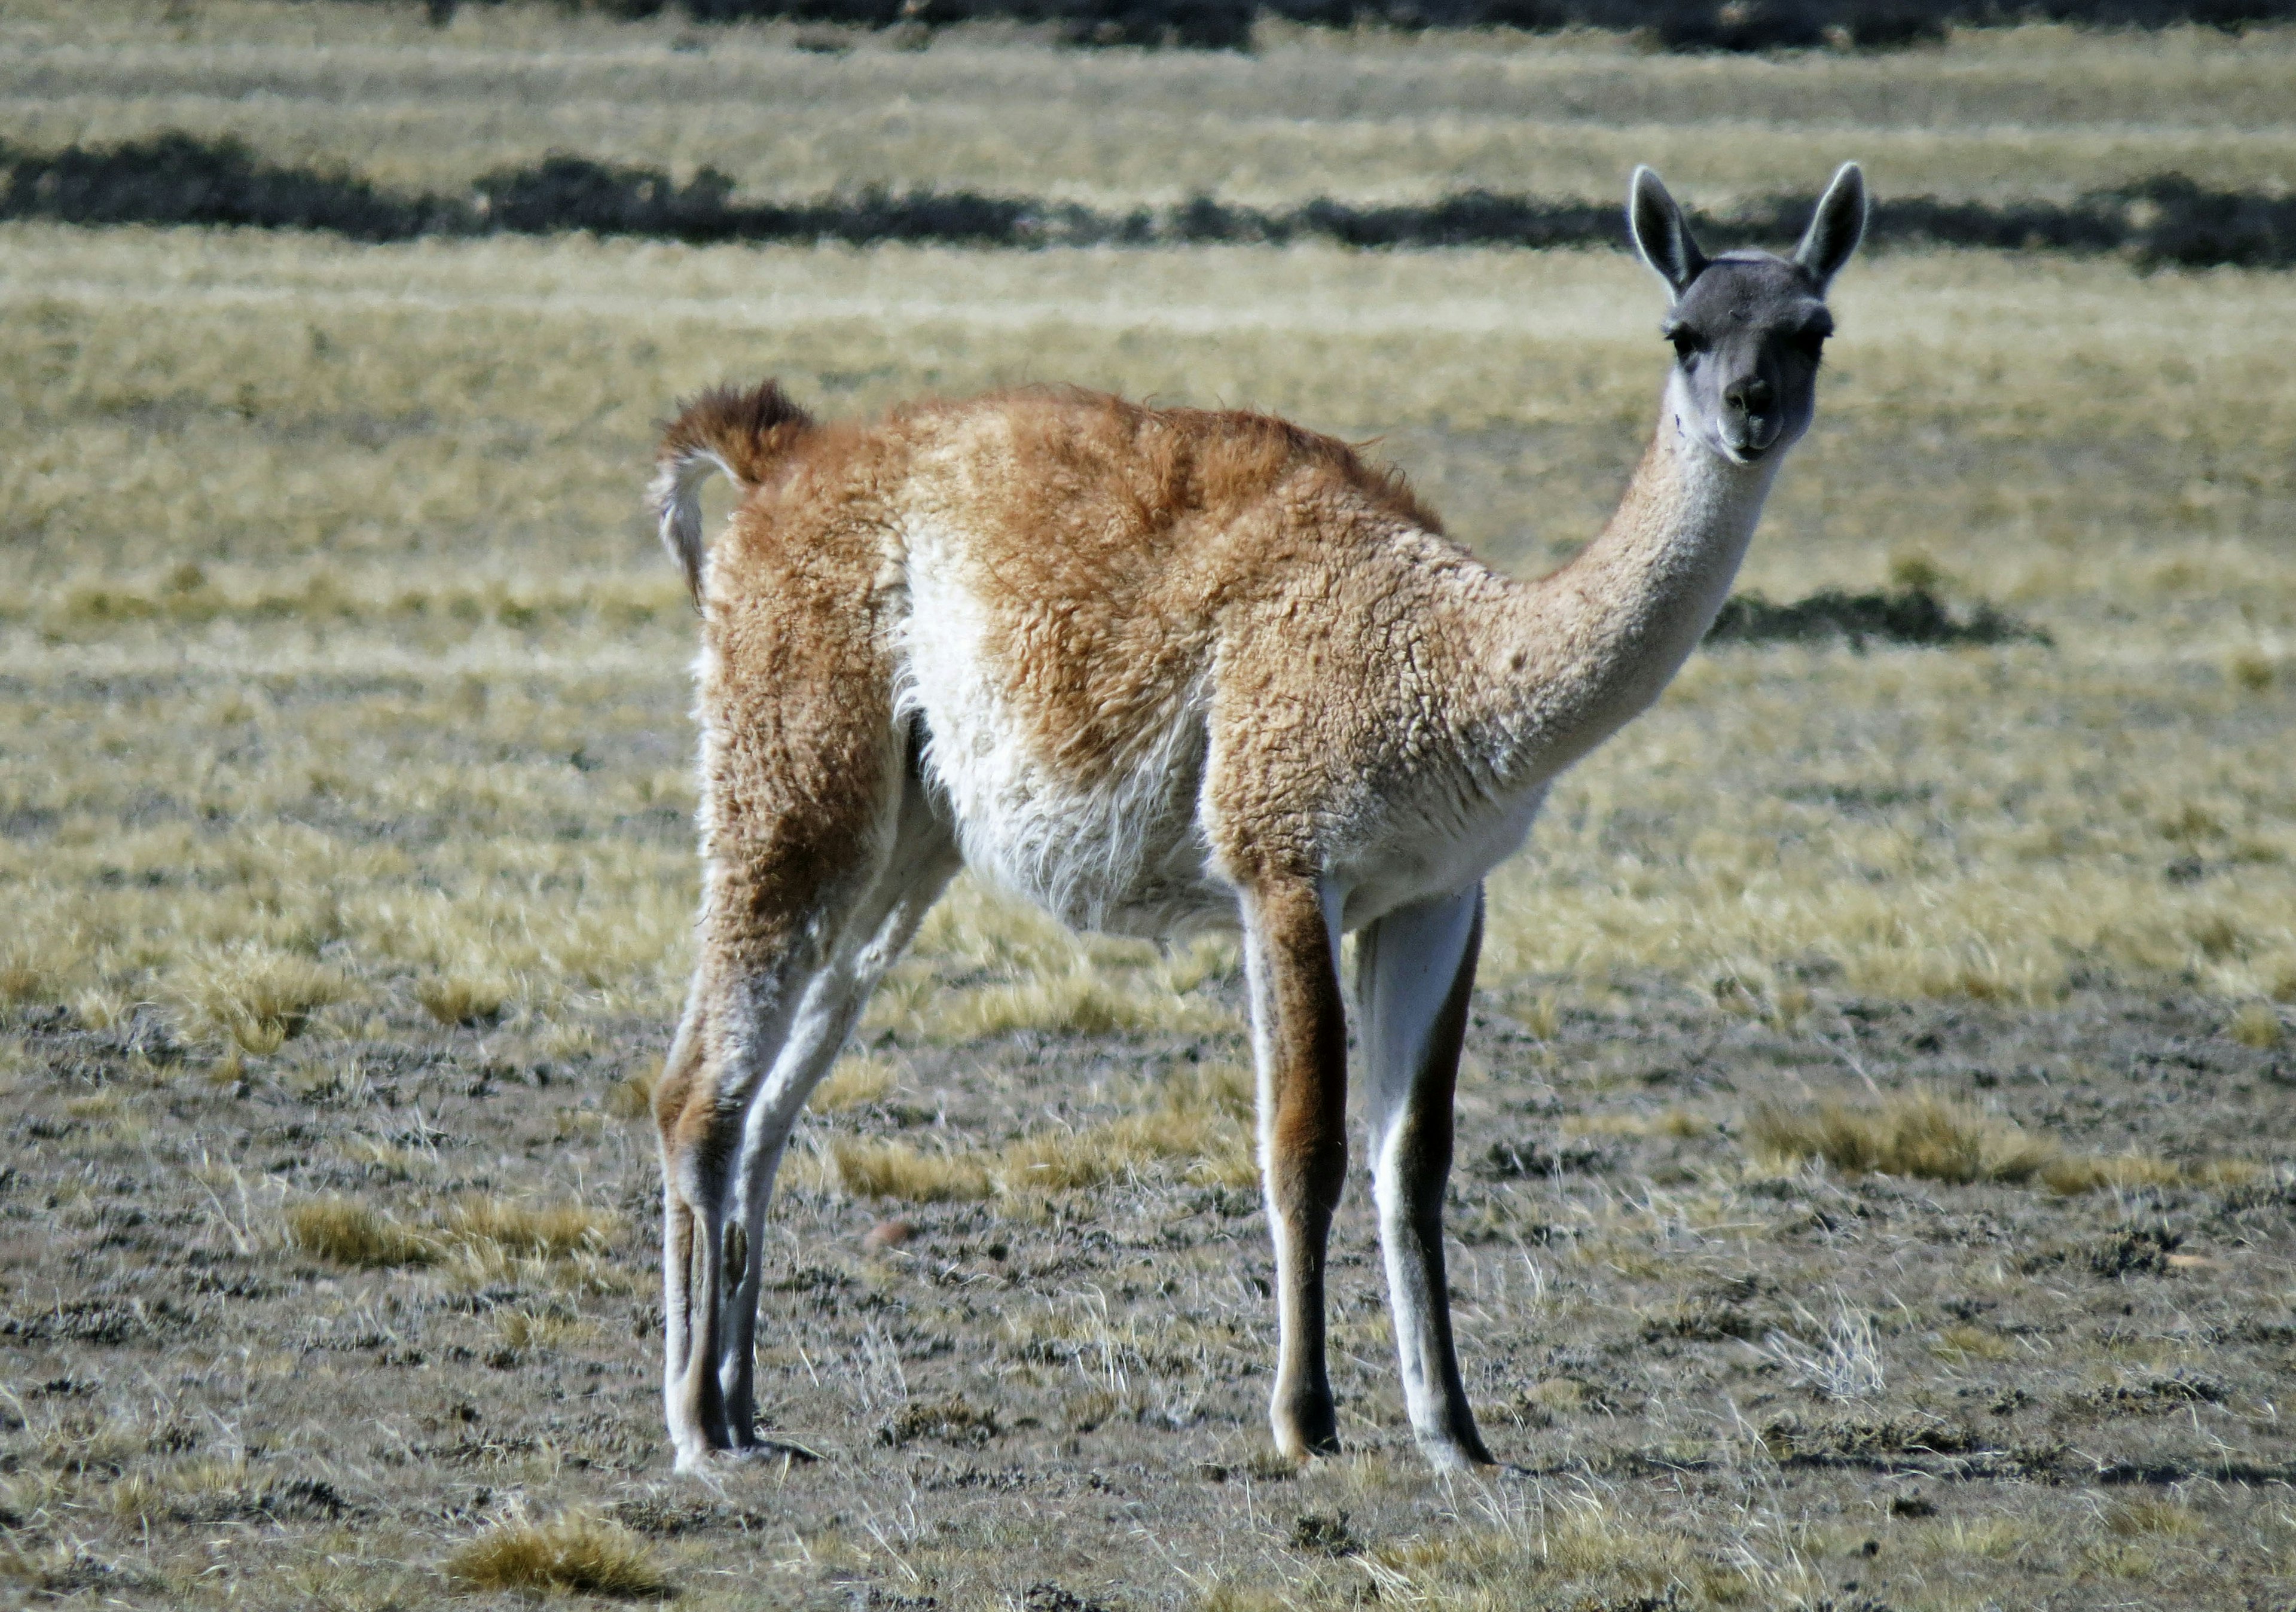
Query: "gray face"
1663 252 1834 465
1626 162 1867 469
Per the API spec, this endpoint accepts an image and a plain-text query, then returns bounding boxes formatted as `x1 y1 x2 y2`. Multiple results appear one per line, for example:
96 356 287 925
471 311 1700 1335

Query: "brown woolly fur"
649 166 1866 1474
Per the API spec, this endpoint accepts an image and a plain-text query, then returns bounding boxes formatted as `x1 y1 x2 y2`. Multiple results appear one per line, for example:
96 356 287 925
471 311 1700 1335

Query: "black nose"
1724 375 1773 416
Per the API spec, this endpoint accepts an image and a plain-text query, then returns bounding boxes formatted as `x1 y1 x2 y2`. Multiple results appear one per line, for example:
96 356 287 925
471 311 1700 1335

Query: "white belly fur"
897 528 1229 937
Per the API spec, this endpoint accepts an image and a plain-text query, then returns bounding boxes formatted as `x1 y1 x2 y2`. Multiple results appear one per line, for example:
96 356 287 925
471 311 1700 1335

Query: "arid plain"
3 6 2295 1608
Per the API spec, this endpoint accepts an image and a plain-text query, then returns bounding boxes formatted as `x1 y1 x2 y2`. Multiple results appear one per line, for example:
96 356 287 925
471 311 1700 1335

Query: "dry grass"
919 966 1236 1040
496 1307 593 1353
285 1193 615 1269
825 1138 994 1204
813 1054 896 1110
1932 1323 2014 1362
826 1062 1256 1204
179 947 351 1054
442 1195 617 1258
1746 1092 2057 1186
2232 1001 2285 1049
11 5 2296 206
283 1196 437 1268
8 224 2291 1025
1748 1094 2260 1196
442 1513 672 1599
414 973 509 1028
604 1070 658 1122
1361 1491 1775 1609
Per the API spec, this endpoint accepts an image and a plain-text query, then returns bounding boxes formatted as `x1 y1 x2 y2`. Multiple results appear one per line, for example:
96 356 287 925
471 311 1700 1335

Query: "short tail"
649 380 817 606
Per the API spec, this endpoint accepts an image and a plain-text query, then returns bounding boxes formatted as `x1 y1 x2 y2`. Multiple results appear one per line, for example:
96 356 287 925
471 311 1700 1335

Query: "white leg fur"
1355 883 1492 1467
663 740 958 1473
713 843 956 1450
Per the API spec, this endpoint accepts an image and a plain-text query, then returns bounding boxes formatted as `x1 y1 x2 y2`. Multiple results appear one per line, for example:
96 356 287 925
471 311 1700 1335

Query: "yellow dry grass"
442 1195 616 1258
414 973 509 1028
605 1069 659 1122
2232 1002 2286 1049
283 1197 438 1268
1360 1491 1779 1609
1747 1093 2260 1196
1747 1092 2057 1185
825 1138 994 1204
284 1193 616 1268
177 947 352 1054
4 224 2291 1034
824 1061 1257 1203
10 4 2296 206
812 1054 896 1110
442 1513 672 1599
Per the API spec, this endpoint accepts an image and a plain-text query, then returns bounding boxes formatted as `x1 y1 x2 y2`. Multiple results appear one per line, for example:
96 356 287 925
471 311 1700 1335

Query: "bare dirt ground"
8 936 2296 1607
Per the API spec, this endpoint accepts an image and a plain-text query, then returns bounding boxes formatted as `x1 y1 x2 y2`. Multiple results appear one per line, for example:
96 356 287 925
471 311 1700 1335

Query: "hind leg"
654 496 927 1469
658 813 955 1466
715 761 958 1447
658 917 841 1468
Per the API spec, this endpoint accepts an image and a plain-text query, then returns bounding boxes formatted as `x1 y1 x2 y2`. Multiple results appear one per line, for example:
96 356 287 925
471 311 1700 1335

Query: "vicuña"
645 163 1867 1471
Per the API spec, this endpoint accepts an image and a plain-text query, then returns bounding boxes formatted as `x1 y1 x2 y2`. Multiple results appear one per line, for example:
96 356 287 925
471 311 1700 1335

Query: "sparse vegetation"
2232 1000 2285 1048
286 1193 616 1268
825 1065 1256 1202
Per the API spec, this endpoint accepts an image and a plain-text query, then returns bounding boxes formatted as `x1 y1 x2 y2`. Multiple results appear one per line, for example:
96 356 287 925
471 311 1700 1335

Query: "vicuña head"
640 165 1866 1477
1632 161 1865 467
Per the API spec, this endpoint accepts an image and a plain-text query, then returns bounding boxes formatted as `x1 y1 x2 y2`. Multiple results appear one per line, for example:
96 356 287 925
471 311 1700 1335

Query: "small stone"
863 1217 914 1253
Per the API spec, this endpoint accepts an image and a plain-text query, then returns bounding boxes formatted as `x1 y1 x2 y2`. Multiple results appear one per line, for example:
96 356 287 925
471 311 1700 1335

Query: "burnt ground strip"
1703 586 2048 650
10 134 2296 270
416 0 2296 54
5 976 2296 1603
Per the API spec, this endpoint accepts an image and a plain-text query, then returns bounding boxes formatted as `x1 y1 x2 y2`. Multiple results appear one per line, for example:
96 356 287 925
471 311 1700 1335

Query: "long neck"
1476 379 1781 787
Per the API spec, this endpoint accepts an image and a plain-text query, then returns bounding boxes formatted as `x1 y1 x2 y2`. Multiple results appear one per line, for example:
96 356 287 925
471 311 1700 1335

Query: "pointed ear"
1628 166 1706 299
1794 161 1867 291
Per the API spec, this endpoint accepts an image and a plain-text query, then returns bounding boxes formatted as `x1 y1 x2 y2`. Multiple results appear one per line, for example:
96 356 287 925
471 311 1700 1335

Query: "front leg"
1241 877 1349 1460
1355 883 1494 1468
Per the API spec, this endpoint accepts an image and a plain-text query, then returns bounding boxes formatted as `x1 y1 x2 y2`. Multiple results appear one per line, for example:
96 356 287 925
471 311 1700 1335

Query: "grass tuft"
284 1197 437 1268
1746 1092 2055 1186
926 966 1236 1040
181 948 350 1054
2039 1151 2184 1195
444 1195 617 1257
443 1513 673 1599
285 1194 615 1268
826 1063 1257 1204
416 973 508 1028
828 1140 994 1203
1752 1095 2256 1196
2231 1000 2285 1048
813 1055 896 1111
2105 1497 2206 1538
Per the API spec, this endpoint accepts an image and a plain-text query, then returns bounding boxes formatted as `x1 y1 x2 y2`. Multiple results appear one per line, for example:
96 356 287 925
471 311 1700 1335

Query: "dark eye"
1793 330 1828 362
1669 329 1704 362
